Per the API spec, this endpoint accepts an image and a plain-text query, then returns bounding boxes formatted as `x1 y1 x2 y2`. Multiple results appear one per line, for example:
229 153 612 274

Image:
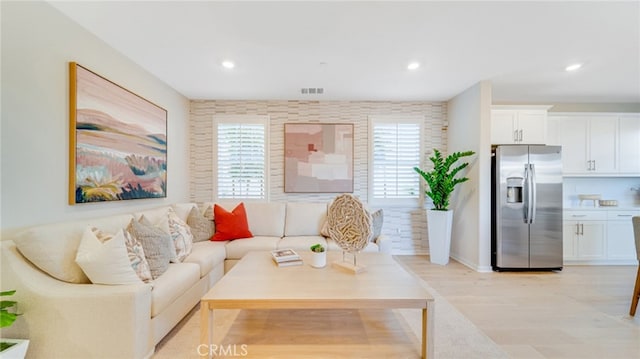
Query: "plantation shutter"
215 117 268 200
369 117 422 205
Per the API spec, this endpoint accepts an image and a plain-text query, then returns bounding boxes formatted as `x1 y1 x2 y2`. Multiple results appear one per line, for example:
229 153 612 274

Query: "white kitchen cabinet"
606 210 639 262
618 115 640 174
562 222 578 260
564 209 639 265
563 211 607 263
553 115 618 175
491 106 550 145
563 220 606 261
546 116 561 146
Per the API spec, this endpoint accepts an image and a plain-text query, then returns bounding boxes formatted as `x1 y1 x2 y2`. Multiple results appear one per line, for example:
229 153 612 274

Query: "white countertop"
564 206 640 211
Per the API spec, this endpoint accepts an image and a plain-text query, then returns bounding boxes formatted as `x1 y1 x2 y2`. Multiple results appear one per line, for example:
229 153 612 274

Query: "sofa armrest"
1 241 153 359
375 234 393 254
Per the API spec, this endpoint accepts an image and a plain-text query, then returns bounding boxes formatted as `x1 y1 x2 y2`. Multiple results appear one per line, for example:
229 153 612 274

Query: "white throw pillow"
167 207 194 261
75 226 143 285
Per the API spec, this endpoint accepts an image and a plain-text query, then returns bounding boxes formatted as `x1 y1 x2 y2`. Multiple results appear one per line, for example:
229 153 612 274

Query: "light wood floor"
396 255 640 359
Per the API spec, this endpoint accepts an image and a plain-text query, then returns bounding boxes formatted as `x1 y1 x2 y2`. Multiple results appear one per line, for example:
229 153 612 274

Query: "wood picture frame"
284 123 354 193
69 62 168 204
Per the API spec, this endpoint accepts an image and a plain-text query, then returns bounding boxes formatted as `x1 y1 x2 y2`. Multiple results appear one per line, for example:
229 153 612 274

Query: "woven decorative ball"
327 194 372 253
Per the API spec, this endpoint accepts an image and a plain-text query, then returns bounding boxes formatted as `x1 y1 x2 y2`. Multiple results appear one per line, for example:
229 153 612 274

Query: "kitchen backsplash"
563 177 640 208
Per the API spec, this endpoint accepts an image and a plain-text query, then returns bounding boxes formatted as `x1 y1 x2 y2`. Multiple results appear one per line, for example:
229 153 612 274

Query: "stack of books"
271 248 303 267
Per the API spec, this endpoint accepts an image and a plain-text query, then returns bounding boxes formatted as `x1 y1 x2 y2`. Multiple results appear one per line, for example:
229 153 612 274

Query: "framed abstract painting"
284 123 353 193
69 62 167 204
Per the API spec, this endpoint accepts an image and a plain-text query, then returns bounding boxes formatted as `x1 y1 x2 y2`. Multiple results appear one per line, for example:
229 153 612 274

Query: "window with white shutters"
213 115 269 201
368 116 423 206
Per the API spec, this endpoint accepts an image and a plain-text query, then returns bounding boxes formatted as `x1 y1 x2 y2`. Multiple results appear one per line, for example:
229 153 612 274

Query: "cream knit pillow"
75 226 143 285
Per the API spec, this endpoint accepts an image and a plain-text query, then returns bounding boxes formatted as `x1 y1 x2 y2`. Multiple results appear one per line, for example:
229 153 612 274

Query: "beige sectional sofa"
0 201 390 359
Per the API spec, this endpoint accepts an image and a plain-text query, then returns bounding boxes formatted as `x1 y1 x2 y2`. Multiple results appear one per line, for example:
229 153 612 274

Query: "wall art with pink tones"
69 62 167 204
284 123 353 193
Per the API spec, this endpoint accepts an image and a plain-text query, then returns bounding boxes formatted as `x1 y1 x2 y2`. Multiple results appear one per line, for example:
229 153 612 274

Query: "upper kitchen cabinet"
548 113 640 176
553 114 617 175
618 114 640 174
491 105 551 145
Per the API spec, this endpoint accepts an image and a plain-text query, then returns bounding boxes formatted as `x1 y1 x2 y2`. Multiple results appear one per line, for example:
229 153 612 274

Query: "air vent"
300 88 324 95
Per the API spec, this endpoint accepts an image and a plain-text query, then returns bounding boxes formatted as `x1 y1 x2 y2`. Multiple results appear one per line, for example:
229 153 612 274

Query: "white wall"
447 81 493 271
1 1 191 235
563 177 640 208
190 100 448 254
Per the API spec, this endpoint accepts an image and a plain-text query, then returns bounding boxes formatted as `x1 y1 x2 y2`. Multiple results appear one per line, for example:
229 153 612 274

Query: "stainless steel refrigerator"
491 145 563 271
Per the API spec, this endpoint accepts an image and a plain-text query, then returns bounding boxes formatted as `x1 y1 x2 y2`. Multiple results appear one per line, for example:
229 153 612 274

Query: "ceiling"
50 1 640 103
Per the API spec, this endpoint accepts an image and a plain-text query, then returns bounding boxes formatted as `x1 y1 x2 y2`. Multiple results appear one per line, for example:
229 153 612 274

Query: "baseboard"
449 253 493 273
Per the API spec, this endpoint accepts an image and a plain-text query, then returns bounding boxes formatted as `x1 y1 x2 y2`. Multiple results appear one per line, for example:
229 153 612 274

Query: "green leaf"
1 341 17 351
0 290 16 297
0 311 17 328
0 300 17 310
413 149 475 211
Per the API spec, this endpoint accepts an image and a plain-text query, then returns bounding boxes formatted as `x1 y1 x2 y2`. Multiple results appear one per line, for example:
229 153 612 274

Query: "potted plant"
414 149 475 265
310 244 326 268
1 290 29 358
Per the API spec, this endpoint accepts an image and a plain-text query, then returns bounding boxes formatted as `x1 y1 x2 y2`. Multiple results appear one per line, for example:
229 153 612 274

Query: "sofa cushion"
122 227 153 283
203 204 214 220
244 202 286 237
186 207 215 242
208 201 286 237
277 236 327 253
183 241 227 277
151 263 199 317
133 206 171 226
224 236 281 260
326 238 379 253
167 207 193 261
212 203 253 241
12 214 134 284
284 203 327 236
127 219 171 279
139 213 178 263
75 226 143 285
171 203 197 222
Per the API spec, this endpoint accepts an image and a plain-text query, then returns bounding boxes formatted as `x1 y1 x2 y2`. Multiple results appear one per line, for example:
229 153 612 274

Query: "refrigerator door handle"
523 164 534 224
530 164 537 224
523 164 529 223
514 130 519 142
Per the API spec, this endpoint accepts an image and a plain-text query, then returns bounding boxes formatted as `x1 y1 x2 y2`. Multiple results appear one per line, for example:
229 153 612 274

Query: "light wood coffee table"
200 251 434 358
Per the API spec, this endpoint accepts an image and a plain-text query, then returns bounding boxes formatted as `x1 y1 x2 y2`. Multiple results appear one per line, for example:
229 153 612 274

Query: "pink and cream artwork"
284 123 353 193
69 62 167 204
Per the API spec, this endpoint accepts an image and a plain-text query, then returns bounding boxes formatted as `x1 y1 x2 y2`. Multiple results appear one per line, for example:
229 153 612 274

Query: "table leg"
200 301 211 358
422 302 435 359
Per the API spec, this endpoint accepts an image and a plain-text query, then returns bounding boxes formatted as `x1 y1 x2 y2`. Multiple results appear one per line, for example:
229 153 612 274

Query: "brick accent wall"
190 100 447 254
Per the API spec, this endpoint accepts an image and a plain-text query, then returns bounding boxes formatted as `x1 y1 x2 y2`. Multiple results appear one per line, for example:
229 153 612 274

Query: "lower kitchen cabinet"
563 210 639 265
563 220 606 261
606 211 639 261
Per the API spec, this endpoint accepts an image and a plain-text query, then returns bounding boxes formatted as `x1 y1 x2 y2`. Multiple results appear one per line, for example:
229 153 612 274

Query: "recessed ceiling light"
222 60 235 69
407 62 420 70
565 63 582 72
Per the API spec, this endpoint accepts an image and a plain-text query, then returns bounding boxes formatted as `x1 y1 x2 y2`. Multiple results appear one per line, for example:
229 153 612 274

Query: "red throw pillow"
211 203 253 241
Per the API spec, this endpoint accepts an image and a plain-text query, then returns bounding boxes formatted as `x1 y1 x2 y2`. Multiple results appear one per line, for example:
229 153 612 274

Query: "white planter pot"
427 209 454 265
0 339 29 359
310 251 327 268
